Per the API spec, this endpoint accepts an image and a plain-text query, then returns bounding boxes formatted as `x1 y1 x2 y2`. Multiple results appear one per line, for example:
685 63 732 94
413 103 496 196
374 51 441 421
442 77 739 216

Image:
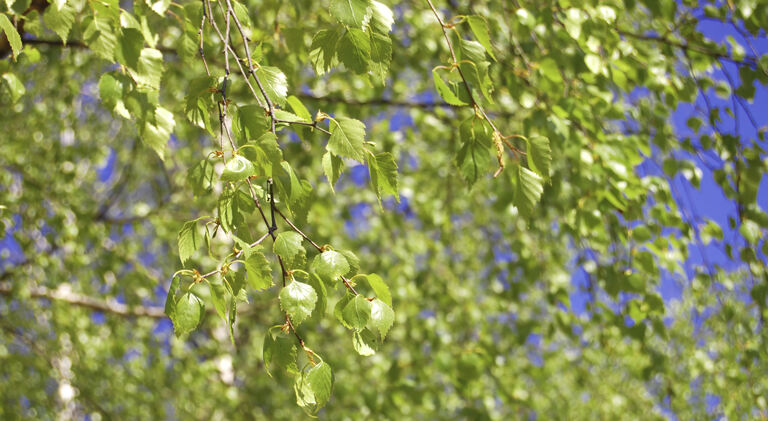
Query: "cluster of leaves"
2 0 768 419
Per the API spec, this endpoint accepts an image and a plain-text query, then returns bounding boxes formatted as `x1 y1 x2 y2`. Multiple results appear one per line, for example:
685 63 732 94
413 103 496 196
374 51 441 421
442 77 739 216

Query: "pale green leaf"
338 28 371 74
279 280 318 326
364 273 391 307
370 298 394 338
245 251 273 290
43 3 75 43
263 326 298 377
221 155 257 182
255 66 288 107
322 151 344 193
328 117 366 162
172 293 204 337
0 15 22 60
352 329 378 356
1 73 25 103
309 28 341 75
330 0 371 28
467 15 496 61
515 165 543 217
312 250 350 284
526 136 551 179
342 294 371 330
177 220 201 266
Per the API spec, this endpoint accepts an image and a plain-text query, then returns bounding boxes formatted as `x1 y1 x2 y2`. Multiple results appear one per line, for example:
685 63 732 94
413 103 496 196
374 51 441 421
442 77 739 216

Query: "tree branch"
0 283 262 318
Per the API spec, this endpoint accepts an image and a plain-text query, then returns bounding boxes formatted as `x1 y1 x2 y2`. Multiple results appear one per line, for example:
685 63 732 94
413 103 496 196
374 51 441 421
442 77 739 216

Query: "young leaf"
466 15 496 61
42 2 75 43
328 117 366 162
342 294 372 330
263 326 298 377
177 220 201 266
322 152 344 192
364 273 392 307
245 251 273 290
133 48 164 89
367 152 399 201
304 361 333 409
0 15 22 60
369 32 393 83
305 273 328 319
338 250 360 277
312 250 350 284
309 28 341 75
352 329 378 356
172 292 204 337
254 66 288 107
334 292 355 328
329 0 371 28
279 280 318 326
140 106 175 161
433 69 469 106
273 231 305 262
208 275 228 321
1 73 25 103
221 155 257 182
164 276 181 317
456 118 492 185
515 165 544 217
526 135 552 179
235 104 269 140
187 158 215 196
286 95 312 122
369 0 394 34
338 28 371 74
370 298 394 339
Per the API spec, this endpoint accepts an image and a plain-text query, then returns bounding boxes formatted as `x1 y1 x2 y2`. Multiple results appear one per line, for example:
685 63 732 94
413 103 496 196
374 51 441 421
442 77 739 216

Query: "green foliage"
2 0 768 419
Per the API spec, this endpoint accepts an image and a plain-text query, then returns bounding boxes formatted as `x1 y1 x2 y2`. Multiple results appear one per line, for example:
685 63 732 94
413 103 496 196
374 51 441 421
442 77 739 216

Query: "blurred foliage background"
2 0 768 419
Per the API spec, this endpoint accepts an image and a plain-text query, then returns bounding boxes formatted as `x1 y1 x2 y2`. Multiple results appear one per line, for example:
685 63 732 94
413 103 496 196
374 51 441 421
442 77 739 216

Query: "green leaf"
370 298 394 338
309 28 341 75
286 95 312 122
433 69 469 106
177 220 201 266
279 280 318 326
208 275 228 321
133 48 164 89
322 152 344 193
273 231 304 261
43 3 75 43
369 32 393 83
221 155 257 182
254 66 288 107
235 104 269 140
82 16 118 61
98 71 132 119
1 73 25 103
145 0 170 15
244 251 273 290
140 106 175 161
369 0 393 34
330 0 371 28
334 292 354 327
342 294 371 330
367 151 399 201
0 14 22 60
172 292 204 337
515 165 543 217
305 361 333 409
164 275 180 317
466 15 496 61
312 250 350 284
364 273 391 307
526 136 551 179
338 28 371 74
116 28 144 69
184 76 218 133
328 117 366 162
352 329 378 356
305 273 327 319
456 118 492 185
263 326 298 377
338 250 360 277
188 158 215 196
